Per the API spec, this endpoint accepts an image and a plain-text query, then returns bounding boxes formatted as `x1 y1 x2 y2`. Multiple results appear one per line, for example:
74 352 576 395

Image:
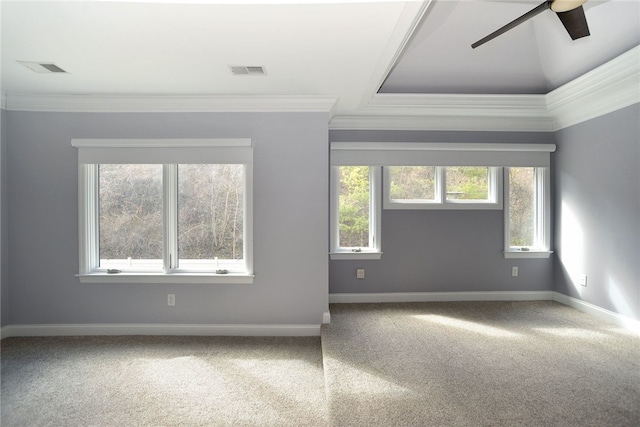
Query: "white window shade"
72 139 252 164
330 142 556 167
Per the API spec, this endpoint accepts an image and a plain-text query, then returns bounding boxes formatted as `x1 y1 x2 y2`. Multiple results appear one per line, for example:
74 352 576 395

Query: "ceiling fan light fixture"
471 0 591 49
550 0 587 13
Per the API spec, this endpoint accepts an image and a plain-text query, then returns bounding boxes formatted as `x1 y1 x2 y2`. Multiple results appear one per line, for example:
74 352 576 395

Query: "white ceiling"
1 0 639 114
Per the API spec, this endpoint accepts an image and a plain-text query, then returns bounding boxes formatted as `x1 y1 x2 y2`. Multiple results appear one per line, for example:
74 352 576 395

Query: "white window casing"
504 166 552 259
330 166 382 260
73 138 254 284
330 142 555 167
384 166 503 210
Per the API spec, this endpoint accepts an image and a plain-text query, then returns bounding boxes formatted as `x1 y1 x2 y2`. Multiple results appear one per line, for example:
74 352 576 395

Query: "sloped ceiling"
1 0 639 117
381 0 640 94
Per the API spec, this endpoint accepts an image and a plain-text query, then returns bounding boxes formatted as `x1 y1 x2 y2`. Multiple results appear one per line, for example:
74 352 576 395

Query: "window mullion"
369 166 381 250
330 166 339 253
535 167 547 249
80 164 100 273
503 167 512 250
163 164 178 272
437 167 446 203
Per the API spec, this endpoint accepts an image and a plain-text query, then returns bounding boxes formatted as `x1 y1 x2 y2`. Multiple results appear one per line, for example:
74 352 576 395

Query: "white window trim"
504 167 552 259
383 166 503 210
330 166 382 260
73 139 254 284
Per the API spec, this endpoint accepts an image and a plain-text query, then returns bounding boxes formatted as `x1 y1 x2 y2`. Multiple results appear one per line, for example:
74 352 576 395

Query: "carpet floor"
322 301 640 426
1 336 327 426
2 301 639 426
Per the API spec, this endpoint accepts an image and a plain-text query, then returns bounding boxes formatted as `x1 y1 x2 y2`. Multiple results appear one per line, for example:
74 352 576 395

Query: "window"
330 142 555 260
387 166 437 202
384 166 502 209
504 167 551 258
99 164 163 271
330 166 381 259
73 139 253 283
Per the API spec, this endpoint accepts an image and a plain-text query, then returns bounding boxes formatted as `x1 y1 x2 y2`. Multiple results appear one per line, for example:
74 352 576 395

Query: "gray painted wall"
329 130 556 294
554 104 640 321
5 111 329 325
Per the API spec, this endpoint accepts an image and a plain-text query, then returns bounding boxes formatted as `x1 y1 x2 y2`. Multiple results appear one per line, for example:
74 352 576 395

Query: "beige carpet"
2 301 639 426
322 301 640 426
1 336 327 427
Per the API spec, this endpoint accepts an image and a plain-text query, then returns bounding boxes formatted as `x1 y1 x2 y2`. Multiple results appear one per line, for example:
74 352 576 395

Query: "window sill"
385 202 502 211
330 252 383 260
503 250 553 259
76 273 255 284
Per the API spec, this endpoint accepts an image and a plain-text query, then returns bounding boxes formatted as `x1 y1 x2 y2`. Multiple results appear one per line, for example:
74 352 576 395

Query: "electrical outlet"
512 266 518 277
168 294 175 306
356 268 365 279
579 275 587 287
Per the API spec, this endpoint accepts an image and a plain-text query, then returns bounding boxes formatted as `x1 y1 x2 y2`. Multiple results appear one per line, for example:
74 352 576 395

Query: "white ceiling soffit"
1 0 429 114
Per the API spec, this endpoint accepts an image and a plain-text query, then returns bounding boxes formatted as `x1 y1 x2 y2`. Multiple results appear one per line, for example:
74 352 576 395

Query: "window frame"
503 166 552 259
330 165 382 260
383 166 503 210
74 139 254 284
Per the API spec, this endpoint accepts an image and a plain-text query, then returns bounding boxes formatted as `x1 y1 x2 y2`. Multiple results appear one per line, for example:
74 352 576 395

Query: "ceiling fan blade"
555 5 590 40
471 1 551 49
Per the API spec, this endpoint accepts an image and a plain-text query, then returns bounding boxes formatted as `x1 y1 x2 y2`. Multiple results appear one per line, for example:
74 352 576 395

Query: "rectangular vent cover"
229 65 266 76
18 61 68 74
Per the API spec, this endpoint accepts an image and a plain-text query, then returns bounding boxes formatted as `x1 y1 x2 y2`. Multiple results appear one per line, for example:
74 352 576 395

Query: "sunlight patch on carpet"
413 314 522 338
324 357 409 396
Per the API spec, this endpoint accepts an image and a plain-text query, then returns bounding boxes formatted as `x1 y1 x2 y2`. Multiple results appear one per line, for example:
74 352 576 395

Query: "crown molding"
3 47 637 132
332 93 553 131
368 93 549 115
331 45 640 132
547 45 640 130
4 94 338 115
329 113 554 132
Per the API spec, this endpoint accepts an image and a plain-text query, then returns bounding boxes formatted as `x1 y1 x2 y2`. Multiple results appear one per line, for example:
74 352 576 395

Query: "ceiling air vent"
229 65 266 76
18 61 68 74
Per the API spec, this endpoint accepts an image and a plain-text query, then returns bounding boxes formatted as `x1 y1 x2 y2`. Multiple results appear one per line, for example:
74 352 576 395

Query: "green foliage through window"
509 167 536 247
338 166 370 248
445 167 489 200
389 166 436 200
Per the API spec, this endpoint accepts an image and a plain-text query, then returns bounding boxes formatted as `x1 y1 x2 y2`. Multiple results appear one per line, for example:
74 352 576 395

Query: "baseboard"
322 311 331 324
329 291 554 304
0 323 321 339
3 293 637 338
552 292 640 335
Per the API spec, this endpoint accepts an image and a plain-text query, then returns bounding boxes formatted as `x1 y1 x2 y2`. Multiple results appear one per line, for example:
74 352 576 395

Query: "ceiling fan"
471 0 590 49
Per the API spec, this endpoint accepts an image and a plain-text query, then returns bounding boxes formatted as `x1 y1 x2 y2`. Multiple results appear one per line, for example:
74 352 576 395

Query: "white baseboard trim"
551 292 640 335
0 323 320 339
329 291 554 304
3 293 637 338
322 311 331 324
